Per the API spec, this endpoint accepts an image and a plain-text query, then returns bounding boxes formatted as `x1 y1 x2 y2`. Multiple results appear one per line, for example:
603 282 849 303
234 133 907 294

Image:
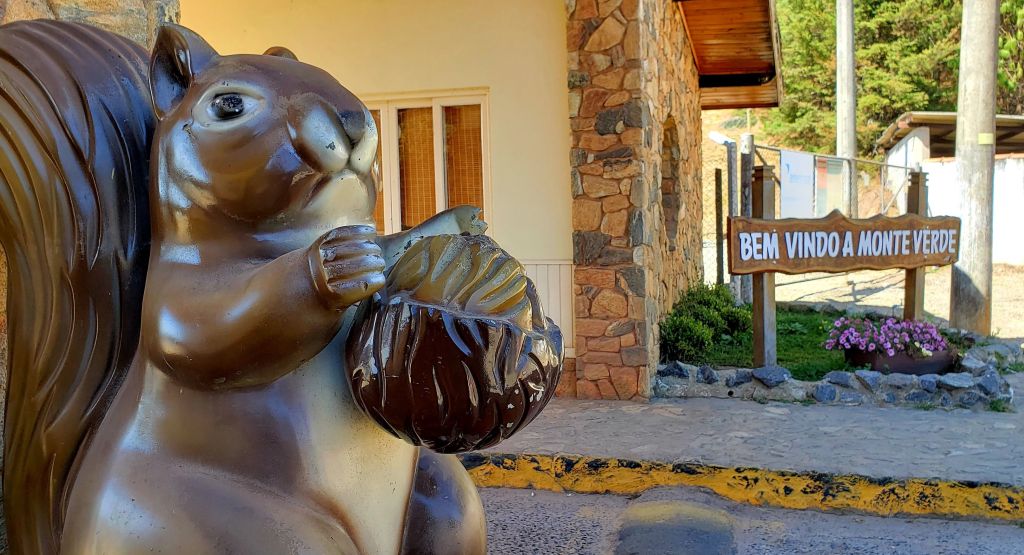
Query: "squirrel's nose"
343 106 377 176
290 104 376 176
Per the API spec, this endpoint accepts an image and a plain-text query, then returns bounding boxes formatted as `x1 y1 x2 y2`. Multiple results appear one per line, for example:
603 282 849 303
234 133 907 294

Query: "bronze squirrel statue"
0 20 562 554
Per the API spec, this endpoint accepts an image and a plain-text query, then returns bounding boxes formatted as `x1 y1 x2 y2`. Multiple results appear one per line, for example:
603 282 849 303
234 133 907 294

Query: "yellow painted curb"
459 453 1024 522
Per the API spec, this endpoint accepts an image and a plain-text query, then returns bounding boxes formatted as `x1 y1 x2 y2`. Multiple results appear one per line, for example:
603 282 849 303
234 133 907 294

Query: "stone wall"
0 0 178 46
567 0 701 400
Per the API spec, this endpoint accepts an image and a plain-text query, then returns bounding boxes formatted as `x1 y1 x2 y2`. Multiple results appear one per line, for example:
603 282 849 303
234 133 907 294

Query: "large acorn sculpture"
346 234 563 453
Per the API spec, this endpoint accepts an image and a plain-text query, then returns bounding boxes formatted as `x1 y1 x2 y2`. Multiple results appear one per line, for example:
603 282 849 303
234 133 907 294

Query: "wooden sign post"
752 166 777 366
728 168 960 368
903 171 927 321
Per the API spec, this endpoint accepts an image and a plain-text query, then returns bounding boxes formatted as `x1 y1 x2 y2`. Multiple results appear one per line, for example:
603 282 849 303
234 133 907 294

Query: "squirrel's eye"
212 93 245 120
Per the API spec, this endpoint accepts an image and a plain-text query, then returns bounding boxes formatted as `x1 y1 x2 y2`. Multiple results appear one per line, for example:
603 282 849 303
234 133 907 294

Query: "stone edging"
654 336 1021 411
460 452 1024 523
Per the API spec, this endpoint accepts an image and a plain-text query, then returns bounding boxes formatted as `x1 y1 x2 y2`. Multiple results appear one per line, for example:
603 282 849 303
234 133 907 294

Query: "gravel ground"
483 486 1024 555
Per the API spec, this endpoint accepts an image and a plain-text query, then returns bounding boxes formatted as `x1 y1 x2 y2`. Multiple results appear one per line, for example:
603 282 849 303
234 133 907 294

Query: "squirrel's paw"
308 225 385 309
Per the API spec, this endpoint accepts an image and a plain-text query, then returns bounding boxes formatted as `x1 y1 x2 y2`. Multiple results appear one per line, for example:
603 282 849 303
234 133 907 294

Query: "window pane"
397 107 436 230
369 109 385 233
443 104 484 219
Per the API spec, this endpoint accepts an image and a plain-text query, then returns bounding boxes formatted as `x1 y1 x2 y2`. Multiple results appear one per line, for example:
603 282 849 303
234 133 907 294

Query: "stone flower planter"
844 348 957 375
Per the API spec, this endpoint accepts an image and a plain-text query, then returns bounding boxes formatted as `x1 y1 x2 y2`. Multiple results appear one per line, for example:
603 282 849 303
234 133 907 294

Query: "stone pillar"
567 0 701 400
0 0 179 47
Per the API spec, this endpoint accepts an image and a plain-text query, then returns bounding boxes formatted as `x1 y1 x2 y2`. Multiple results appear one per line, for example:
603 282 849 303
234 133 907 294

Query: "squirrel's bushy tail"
0 21 154 554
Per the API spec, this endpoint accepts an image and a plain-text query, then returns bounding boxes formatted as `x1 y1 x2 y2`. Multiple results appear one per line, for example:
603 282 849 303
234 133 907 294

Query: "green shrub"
659 284 750 363
660 314 713 363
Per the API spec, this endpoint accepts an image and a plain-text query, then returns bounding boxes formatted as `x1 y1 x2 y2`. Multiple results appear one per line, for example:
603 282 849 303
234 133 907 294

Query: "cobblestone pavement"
483 486 1024 554
489 374 1024 484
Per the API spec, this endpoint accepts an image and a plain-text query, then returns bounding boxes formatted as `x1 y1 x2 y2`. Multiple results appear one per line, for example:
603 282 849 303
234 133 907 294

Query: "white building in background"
878 112 1024 265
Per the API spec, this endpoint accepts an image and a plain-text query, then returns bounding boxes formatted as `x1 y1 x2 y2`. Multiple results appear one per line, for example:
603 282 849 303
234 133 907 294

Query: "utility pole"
740 133 755 305
836 0 857 215
950 0 998 334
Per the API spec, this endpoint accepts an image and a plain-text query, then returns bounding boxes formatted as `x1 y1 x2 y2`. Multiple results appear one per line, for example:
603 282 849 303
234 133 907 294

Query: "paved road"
483 486 1024 555
485 373 1024 485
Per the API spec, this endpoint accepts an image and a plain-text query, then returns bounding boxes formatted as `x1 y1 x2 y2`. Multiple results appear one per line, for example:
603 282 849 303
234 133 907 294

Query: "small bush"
989 399 1014 413
659 284 750 363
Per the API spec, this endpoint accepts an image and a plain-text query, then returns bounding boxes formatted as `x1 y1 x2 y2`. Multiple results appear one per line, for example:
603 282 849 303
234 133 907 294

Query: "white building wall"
922 156 1024 265
180 0 577 350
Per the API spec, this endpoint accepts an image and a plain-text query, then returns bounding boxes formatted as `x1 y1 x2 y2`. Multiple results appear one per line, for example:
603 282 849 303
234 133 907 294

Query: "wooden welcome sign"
728 210 962 275
732 166 952 369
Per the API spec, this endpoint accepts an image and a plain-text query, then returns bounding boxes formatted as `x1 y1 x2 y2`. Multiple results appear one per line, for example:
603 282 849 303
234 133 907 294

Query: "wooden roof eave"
676 0 783 110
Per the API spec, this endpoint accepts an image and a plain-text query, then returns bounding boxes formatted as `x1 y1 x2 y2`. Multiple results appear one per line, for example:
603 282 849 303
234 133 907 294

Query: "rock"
628 211 645 246
838 391 864 405
881 373 916 389
623 100 645 128
785 383 808 402
697 365 719 385
573 231 609 264
584 17 626 51
919 374 939 393
824 371 856 389
959 355 990 374
568 70 590 89
591 289 627 318
659 361 694 379
813 383 837 403
593 146 633 160
904 390 932 404
958 391 984 408
977 342 1016 360
654 376 686 397
958 354 991 372
595 107 624 135
883 392 897 404
725 369 752 388
855 370 882 392
753 365 791 388
619 267 645 297
938 372 974 390
975 373 1002 396
939 392 954 408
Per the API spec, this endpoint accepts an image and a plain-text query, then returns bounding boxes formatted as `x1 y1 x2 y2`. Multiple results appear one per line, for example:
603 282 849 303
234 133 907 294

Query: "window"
367 94 489 234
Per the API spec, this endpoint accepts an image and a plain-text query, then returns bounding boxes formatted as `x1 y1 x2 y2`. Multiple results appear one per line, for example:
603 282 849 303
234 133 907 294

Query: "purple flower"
823 316 948 358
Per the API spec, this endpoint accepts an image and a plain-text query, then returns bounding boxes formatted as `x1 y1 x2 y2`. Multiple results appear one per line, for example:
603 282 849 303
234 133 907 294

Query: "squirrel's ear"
150 24 218 118
264 46 298 61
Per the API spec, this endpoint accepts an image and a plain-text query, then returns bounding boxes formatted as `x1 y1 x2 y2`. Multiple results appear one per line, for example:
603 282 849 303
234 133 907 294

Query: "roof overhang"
876 111 1024 157
675 0 784 110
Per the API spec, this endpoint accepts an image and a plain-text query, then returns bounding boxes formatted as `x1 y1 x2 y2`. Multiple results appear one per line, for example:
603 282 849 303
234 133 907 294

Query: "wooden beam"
752 166 777 367
904 172 927 321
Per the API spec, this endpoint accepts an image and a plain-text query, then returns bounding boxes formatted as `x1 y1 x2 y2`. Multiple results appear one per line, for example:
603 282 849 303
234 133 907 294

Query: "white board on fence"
815 158 846 216
780 150 815 218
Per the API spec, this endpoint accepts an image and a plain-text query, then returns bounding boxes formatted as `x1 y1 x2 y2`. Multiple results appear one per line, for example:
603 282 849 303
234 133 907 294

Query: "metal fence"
704 133 924 301
752 144 917 218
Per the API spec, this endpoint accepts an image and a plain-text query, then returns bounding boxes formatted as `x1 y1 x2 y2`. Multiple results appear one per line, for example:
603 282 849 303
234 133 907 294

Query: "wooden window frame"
365 91 492 235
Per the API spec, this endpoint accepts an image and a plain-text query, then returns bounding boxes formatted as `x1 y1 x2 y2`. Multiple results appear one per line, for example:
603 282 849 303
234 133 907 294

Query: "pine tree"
763 0 1021 155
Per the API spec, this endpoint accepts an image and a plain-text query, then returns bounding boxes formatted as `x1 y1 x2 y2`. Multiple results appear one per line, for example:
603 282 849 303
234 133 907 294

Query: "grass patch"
659 285 850 382
700 309 848 381
989 399 1014 413
1006 362 1024 374
914 402 936 411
